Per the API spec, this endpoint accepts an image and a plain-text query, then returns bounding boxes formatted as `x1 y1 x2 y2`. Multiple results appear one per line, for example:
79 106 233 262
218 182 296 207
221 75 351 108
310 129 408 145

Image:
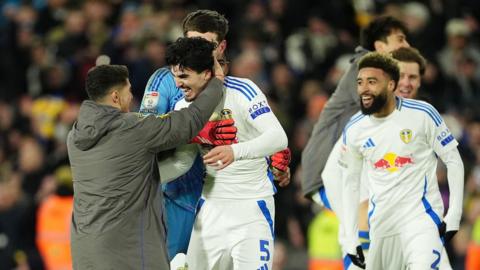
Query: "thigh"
231 238 274 270
231 197 275 270
366 235 404 270
403 229 443 270
186 199 224 270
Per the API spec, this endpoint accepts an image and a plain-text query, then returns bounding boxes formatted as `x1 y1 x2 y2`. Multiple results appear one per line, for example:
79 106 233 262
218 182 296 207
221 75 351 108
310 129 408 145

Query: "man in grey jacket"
67 64 223 269
301 16 410 198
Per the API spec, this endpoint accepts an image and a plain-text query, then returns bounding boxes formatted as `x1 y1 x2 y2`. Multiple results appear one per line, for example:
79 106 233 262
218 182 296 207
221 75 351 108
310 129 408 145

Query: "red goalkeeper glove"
191 119 237 146
270 148 291 172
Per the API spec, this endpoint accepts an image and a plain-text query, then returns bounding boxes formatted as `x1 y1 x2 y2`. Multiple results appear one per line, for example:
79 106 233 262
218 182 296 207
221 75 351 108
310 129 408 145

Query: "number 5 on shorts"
259 240 270 261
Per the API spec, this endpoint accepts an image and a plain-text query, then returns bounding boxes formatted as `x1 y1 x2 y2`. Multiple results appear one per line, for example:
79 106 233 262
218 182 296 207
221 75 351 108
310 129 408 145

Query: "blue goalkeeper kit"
139 67 205 259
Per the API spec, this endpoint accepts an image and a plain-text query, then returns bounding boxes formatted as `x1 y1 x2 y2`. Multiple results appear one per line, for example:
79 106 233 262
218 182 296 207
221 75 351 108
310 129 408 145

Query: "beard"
360 91 388 115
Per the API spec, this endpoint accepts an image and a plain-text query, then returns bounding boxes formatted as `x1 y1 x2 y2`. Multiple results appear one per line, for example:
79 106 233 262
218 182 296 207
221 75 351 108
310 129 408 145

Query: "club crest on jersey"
399 129 412 144
143 92 159 109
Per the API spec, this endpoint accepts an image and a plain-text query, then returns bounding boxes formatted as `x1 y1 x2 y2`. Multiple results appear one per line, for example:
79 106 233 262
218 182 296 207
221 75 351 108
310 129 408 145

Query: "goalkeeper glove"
191 119 237 146
270 148 291 172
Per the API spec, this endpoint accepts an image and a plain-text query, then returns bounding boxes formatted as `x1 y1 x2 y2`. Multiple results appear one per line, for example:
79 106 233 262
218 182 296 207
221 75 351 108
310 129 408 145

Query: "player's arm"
438 148 464 233
140 78 224 152
231 89 288 160
339 131 364 266
203 87 288 169
157 144 199 183
301 59 360 192
428 108 464 239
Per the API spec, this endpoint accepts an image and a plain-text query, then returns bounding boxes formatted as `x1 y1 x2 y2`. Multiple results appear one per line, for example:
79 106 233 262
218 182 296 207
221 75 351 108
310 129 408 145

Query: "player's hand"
270 148 291 172
439 221 458 243
347 246 366 269
191 119 237 146
203 145 234 170
273 167 290 187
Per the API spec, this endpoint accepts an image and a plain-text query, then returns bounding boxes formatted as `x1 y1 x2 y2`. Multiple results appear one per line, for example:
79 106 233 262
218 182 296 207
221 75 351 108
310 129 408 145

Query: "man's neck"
373 95 396 118
97 99 120 110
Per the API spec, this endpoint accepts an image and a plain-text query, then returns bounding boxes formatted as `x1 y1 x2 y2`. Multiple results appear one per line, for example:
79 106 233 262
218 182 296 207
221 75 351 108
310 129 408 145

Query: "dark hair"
182 10 229 42
358 52 400 87
85 65 129 101
165 37 216 73
361 16 408 51
391 47 427 75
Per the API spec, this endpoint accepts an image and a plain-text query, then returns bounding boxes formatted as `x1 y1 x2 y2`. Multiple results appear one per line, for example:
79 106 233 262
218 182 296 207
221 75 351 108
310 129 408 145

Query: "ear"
204 69 212 81
111 90 120 104
217 40 227 55
388 80 396 91
374 40 386 52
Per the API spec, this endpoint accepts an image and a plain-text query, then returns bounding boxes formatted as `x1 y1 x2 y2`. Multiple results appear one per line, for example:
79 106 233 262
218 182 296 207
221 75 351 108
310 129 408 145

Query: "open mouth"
397 88 411 98
362 95 374 108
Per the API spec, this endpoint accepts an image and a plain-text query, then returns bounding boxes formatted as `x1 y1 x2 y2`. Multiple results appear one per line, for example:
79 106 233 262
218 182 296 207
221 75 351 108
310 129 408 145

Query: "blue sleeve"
138 68 184 115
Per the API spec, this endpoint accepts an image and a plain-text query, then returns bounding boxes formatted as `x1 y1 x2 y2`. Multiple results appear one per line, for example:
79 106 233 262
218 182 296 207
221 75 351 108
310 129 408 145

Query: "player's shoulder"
344 111 368 132
224 76 263 102
397 97 443 127
145 67 176 92
341 111 368 144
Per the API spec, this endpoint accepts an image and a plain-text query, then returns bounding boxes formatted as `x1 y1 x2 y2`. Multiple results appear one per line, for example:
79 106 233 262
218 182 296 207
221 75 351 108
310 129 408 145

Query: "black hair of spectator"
391 47 427 75
85 65 129 101
165 37 216 74
182 9 229 42
358 52 400 88
361 16 408 51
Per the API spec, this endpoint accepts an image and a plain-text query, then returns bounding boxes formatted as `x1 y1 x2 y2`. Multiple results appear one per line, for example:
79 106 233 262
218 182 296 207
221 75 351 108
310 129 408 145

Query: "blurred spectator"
0 164 44 269
285 12 339 78
307 208 342 270
36 165 73 270
438 18 480 111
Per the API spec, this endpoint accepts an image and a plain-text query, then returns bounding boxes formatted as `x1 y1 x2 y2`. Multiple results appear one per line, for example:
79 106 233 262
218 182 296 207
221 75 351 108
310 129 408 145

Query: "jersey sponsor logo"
437 129 454 146
249 101 271 119
399 129 413 144
143 92 159 109
372 152 414 172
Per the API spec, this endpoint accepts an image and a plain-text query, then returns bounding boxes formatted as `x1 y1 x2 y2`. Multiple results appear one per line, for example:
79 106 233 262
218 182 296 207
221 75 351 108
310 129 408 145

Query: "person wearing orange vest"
36 165 73 270
466 196 480 270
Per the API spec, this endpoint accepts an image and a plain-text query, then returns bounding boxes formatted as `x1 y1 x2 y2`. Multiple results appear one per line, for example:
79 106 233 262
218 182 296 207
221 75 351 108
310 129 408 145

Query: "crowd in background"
1 0 480 269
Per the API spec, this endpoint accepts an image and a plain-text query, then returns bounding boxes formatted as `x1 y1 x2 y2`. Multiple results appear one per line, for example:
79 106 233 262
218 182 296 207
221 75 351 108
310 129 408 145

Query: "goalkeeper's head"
182 9 229 61
166 37 217 102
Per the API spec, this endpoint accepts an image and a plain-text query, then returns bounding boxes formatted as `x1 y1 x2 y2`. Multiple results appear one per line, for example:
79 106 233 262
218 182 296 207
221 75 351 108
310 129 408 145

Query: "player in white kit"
165 37 288 270
314 47 454 269
339 52 464 269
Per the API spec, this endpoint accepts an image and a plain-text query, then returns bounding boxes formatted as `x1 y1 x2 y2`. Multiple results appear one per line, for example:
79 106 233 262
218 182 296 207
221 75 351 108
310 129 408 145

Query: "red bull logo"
373 152 414 172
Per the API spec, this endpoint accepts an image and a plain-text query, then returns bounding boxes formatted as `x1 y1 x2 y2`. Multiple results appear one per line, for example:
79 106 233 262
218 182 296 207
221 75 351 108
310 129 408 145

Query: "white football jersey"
175 76 288 199
340 97 458 239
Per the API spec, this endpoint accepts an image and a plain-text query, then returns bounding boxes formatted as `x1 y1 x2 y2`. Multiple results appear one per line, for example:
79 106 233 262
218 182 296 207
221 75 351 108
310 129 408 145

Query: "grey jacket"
301 47 368 197
67 78 223 270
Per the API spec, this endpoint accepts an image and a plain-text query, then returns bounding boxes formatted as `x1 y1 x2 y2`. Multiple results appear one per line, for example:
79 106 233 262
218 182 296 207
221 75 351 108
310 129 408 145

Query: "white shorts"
186 196 275 270
367 228 443 270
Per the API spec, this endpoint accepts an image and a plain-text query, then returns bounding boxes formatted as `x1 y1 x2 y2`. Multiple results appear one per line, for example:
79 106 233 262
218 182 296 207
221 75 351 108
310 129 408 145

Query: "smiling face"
357 67 395 115
395 61 421 99
171 65 211 102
